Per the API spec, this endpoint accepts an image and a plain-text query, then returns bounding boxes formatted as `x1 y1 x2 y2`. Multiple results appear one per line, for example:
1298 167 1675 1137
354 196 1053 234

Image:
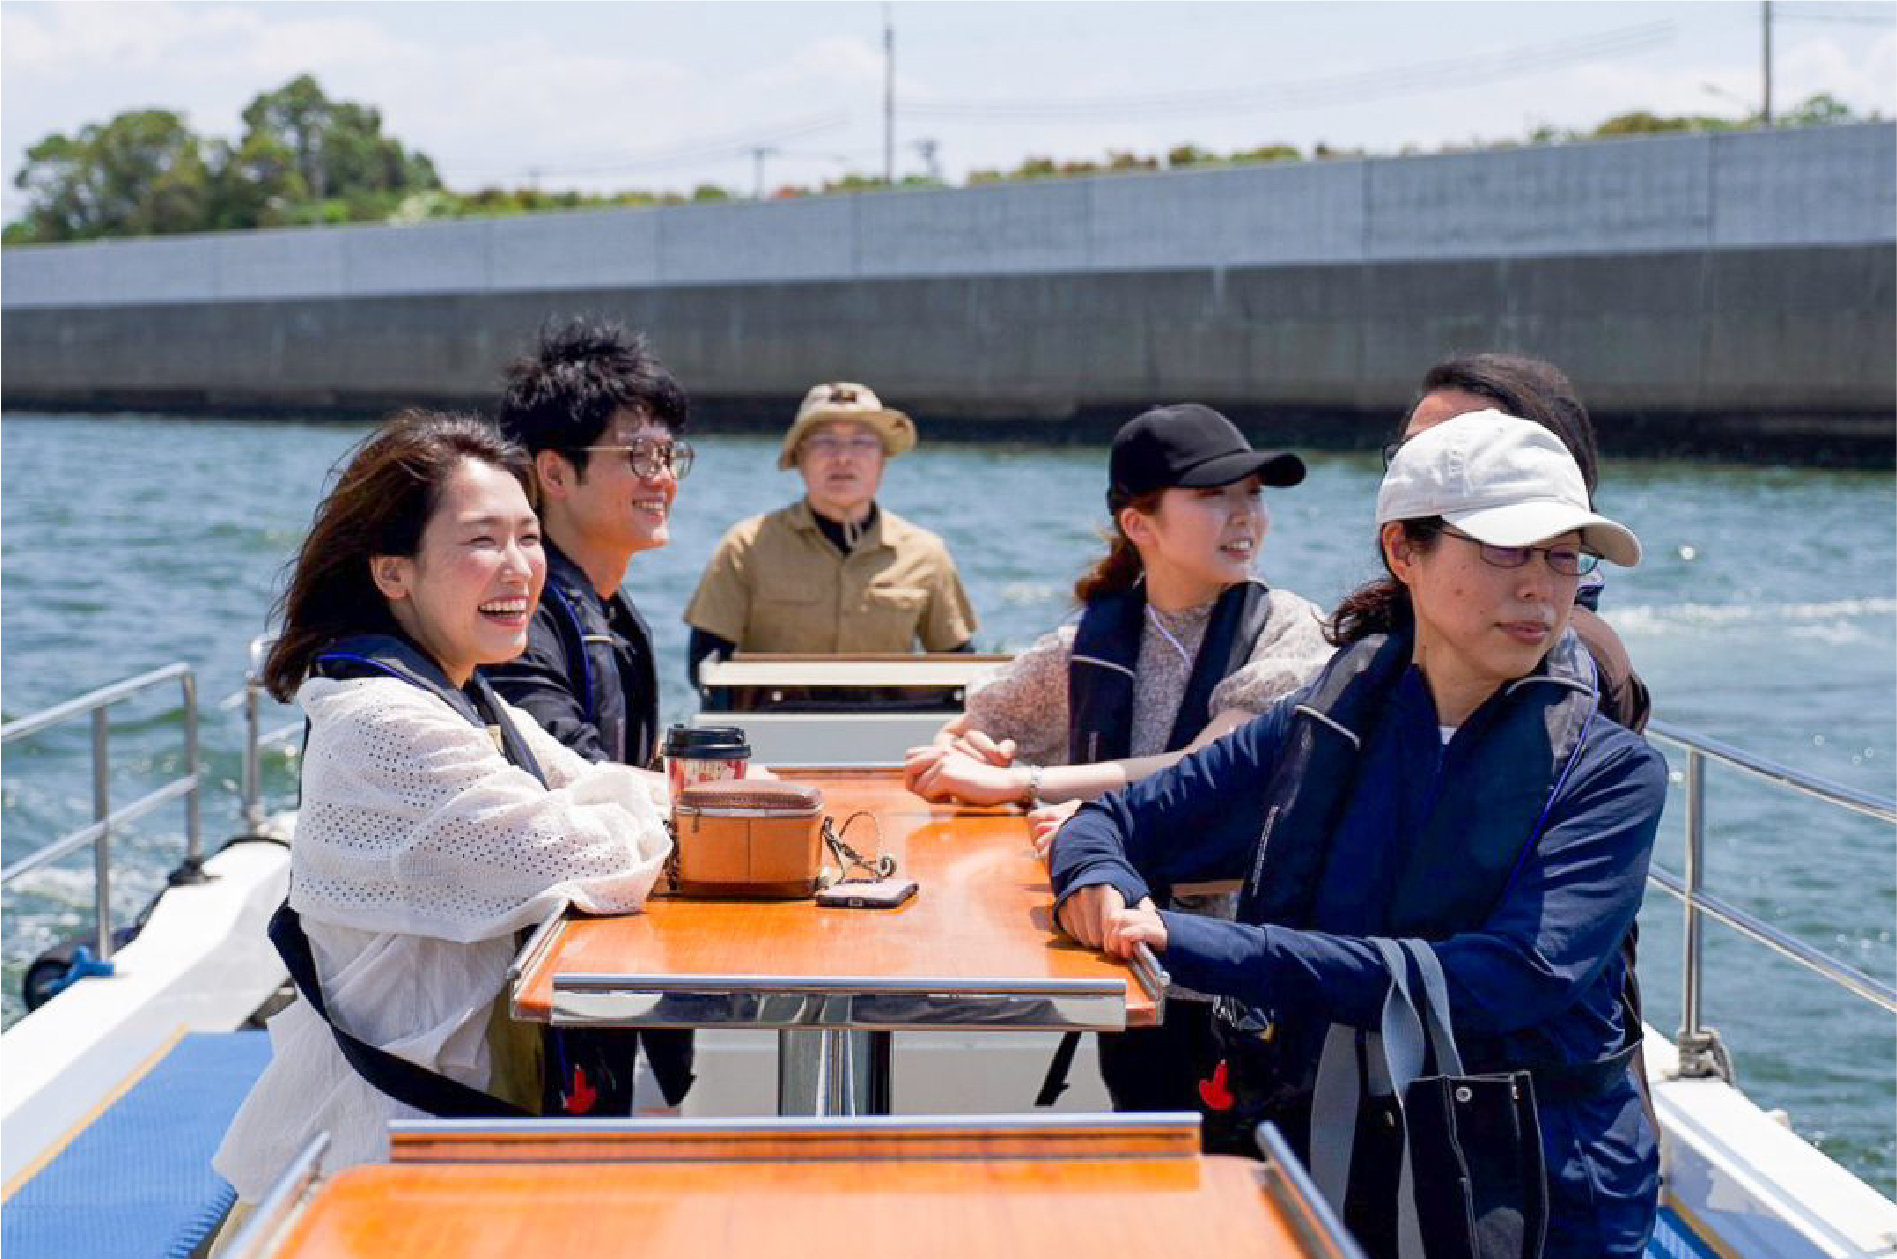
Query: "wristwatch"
1019 763 1044 809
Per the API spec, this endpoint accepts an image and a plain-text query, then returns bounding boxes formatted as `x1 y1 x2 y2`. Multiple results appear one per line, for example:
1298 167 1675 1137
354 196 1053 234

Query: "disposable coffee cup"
662 724 751 794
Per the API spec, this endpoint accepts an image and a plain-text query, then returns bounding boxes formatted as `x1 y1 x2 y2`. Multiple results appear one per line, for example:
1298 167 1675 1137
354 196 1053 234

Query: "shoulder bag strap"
1309 940 1436 1259
1399 937 1465 1076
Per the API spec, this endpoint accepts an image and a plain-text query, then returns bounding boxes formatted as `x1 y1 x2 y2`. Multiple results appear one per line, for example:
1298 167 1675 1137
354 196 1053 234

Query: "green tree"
205 133 305 229
11 109 211 242
1590 110 1739 137
238 74 438 211
1231 143 1300 165
1778 92 1861 128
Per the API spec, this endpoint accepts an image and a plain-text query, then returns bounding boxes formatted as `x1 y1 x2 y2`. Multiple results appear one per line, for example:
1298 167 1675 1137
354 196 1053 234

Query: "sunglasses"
570 439 694 480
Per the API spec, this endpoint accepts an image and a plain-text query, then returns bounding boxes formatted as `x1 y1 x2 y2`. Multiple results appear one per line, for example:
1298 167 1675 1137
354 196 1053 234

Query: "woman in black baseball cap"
903 403 1330 1121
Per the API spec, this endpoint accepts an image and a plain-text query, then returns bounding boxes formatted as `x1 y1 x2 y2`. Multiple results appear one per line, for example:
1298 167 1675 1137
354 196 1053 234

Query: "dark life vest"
311 633 547 785
537 543 660 767
1237 627 1598 939
1067 579 1274 765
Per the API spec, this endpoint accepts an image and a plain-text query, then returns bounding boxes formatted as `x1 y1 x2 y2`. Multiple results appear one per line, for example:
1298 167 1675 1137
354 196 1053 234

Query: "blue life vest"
311 633 547 784
1221 628 1609 1096
1239 627 1598 941
1066 579 1274 764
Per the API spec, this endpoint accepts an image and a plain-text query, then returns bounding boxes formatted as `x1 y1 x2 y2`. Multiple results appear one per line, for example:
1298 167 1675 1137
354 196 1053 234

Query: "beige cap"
777 382 918 470
1378 409 1641 567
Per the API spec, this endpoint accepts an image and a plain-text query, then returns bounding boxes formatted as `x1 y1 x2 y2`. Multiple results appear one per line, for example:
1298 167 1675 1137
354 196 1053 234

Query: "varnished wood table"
510 769 1166 1115
227 1118 1364 1259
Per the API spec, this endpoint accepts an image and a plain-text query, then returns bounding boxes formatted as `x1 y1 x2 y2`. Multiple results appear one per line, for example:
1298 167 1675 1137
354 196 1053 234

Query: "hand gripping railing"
1645 718 1897 1080
0 663 203 964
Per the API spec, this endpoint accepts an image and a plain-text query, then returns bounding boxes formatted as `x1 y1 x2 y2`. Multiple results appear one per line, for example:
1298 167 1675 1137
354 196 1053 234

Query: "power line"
1774 11 1897 23
456 112 851 182
901 21 1676 122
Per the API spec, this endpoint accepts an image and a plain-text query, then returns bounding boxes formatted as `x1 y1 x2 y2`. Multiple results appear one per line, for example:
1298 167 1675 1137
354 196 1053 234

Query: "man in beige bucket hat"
684 382 977 684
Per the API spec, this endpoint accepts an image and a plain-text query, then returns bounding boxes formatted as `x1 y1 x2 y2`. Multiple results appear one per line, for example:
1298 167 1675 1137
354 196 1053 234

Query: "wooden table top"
261 1155 1310 1259
512 769 1157 1028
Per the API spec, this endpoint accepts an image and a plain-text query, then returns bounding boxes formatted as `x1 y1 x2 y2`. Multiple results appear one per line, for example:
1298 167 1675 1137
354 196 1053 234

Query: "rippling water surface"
3 413 1892 1190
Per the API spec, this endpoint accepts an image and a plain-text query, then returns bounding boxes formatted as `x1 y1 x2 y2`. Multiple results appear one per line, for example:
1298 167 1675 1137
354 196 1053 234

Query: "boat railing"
0 663 202 964
235 634 302 834
1644 718 1897 1080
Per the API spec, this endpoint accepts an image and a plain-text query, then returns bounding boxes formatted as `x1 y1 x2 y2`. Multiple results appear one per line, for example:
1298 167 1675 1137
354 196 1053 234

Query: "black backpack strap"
1035 1031 1084 1107
269 902 532 1119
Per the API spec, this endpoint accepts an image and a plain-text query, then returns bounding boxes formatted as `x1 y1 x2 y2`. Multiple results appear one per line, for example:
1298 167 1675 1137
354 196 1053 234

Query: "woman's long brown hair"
261 410 535 702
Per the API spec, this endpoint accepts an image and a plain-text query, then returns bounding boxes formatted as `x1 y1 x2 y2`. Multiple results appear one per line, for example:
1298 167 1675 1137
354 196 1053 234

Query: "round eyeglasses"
571 439 694 480
1439 525 1599 576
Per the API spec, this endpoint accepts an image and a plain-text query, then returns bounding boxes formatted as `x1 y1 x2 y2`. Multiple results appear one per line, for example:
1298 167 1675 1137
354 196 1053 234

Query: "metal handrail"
0 663 202 963
1647 719 1897 824
237 634 301 833
1645 719 1897 1077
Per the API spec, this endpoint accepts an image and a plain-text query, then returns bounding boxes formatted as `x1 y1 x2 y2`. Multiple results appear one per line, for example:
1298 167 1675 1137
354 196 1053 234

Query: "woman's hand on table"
1029 800 1083 859
1103 898 1167 959
925 717 1015 765
903 746 1027 806
1056 884 1125 948
947 728 1016 767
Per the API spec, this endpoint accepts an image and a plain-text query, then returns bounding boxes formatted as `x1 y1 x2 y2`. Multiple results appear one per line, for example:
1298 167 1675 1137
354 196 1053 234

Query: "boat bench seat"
3 1030 271 1259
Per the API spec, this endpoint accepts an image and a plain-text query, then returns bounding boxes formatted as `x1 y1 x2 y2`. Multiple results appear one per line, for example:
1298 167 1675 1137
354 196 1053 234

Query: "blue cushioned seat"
3 1030 271 1259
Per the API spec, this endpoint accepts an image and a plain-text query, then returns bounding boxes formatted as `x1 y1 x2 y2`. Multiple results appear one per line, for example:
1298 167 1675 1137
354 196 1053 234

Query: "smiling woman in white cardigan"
212 412 670 1215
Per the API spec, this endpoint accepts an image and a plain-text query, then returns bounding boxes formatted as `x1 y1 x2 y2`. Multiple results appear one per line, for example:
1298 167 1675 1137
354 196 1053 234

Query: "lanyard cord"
1145 604 1196 671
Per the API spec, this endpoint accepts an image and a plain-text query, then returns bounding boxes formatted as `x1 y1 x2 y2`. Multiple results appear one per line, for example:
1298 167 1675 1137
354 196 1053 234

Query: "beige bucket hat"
777 382 918 470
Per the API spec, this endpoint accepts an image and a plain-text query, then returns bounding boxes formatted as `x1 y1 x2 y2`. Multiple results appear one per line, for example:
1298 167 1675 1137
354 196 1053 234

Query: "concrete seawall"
5 124 1892 463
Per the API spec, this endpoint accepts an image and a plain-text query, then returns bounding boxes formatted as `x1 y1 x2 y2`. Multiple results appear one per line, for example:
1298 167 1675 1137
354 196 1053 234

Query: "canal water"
3 412 1892 1190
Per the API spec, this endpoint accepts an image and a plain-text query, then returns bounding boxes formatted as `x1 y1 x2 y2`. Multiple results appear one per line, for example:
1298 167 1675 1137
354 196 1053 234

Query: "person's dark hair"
1406 354 1599 498
262 410 536 702
1074 487 1165 605
1325 517 1446 646
496 318 689 475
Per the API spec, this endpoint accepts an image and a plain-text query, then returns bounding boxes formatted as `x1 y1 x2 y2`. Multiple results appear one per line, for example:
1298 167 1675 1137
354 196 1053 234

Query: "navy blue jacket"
1051 634 1667 1258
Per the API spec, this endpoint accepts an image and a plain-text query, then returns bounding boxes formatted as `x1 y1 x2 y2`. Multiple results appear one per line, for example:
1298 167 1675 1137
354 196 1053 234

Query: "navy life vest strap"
311 633 548 787
278 632 545 1117
1041 581 1271 1108
1068 579 1273 765
268 903 531 1118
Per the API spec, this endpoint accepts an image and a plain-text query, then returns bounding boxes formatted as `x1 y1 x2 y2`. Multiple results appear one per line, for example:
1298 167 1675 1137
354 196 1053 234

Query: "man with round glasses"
485 317 697 1116
684 381 976 684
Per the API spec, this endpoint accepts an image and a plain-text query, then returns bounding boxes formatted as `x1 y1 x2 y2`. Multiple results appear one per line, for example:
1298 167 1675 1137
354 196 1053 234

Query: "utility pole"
882 2 896 186
911 137 940 183
748 145 778 200
1761 1 1774 126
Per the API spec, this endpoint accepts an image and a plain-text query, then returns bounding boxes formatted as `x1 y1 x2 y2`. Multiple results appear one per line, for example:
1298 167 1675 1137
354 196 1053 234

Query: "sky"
3 1 1893 221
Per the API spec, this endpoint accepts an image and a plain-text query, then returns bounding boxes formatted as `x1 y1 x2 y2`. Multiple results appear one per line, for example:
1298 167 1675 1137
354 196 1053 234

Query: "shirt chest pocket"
857 584 928 638
756 576 822 609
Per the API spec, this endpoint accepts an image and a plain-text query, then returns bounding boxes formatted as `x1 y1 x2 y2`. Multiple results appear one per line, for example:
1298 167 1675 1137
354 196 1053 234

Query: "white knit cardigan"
213 675 670 1201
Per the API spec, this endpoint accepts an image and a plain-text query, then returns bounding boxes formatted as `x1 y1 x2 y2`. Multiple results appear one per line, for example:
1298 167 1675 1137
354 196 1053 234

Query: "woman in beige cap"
683 383 976 686
1054 410 1662 1258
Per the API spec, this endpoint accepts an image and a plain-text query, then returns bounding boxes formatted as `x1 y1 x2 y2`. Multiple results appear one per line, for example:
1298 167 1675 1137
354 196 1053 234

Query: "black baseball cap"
1108 404 1305 503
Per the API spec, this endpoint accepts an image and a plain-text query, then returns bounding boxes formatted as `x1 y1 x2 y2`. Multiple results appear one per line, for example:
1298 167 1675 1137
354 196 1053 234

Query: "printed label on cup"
668 755 750 794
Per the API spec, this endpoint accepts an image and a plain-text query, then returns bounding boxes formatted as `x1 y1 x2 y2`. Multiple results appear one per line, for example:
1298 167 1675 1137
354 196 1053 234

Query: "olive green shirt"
684 500 977 653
